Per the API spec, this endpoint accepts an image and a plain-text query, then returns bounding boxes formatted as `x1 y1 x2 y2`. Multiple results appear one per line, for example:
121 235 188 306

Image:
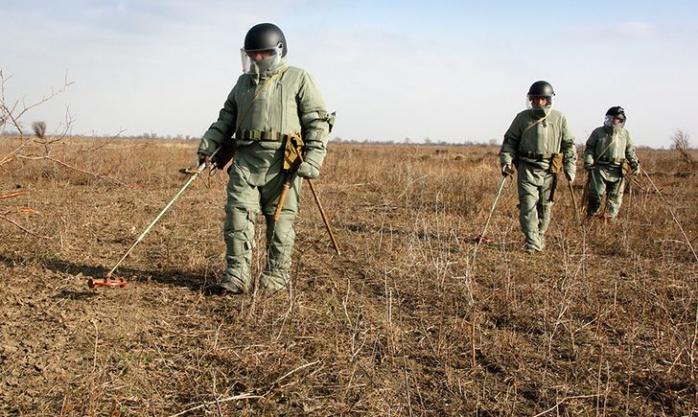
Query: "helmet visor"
240 46 282 74
604 115 625 128
526 95 554 109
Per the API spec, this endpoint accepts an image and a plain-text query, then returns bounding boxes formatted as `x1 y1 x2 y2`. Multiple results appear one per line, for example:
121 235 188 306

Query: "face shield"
240 45 283 74
526 95 554 109
604 115 626 128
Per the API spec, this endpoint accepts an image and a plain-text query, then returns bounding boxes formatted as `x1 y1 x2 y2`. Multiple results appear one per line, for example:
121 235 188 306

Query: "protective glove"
297 161 320 179
632 164 640 175
564 170 575 182
583 157 594 171
501 163 514 177
198 154 210 166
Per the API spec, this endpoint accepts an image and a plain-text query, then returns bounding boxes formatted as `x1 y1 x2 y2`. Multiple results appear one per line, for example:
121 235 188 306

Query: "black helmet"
605 106 626 121
244 23 287 57
527 80 555 98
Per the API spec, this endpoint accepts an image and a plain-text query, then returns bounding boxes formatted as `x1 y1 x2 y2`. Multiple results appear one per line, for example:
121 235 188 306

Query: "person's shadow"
0 253 220 295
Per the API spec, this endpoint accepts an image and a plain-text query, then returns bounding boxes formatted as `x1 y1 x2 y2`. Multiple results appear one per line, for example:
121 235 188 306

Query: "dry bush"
0 140 696 416
672 129 694 165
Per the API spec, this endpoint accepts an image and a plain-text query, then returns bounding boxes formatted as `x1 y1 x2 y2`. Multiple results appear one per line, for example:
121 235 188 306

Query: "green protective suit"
197 57 333 292
583 126 639 219
500 108 577 251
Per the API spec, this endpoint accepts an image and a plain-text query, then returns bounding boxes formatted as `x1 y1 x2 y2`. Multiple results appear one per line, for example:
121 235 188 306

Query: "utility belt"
596 159 631 176
597 157 624 165
236 129 295 142
519 151 555 161
517 151 563 174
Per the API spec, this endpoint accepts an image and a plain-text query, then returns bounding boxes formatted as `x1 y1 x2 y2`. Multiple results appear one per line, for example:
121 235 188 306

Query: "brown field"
0 137 696 416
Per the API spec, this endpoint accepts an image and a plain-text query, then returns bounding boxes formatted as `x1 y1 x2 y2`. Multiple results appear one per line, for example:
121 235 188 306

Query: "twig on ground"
0 190 27 200
167 360 321 417
17 155 128 186
642 168 698 262
532 394 602 417
0 213 49 239
690 303 698 383
264 360 321 395
91 319 99 373
166 393 263 417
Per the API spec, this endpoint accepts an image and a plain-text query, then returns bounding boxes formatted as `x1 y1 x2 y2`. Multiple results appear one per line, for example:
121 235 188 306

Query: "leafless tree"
0 69 126 237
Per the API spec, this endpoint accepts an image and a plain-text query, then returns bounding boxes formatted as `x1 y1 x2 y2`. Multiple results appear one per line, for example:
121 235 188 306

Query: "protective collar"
530 104 552 120
250 56 288 84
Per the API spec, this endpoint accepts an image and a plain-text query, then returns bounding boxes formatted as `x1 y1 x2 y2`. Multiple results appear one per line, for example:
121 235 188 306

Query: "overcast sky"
3 0 697 147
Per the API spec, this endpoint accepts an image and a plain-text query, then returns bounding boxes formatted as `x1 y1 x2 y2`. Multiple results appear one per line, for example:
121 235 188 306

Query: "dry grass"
0 137 696 416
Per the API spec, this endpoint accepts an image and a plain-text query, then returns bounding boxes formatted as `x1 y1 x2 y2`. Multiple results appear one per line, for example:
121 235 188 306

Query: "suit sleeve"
560 115 577 177
584 130 598 169
500 114 522 166
625 131 640 169
297 71 334 170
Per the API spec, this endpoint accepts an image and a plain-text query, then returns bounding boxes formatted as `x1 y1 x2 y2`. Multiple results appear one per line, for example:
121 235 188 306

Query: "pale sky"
3 0 697 147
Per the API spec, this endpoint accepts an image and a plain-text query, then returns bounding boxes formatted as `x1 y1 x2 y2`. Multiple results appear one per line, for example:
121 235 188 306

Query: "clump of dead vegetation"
672 129 695 166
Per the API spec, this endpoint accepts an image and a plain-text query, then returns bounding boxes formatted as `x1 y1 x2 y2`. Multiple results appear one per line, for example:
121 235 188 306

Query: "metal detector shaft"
567 180 581 225
305 177 341 255
468 175 508 280
581 170 592 216
273 176 293 221
479 175 507 243
290 142 341 255
106 149 219 278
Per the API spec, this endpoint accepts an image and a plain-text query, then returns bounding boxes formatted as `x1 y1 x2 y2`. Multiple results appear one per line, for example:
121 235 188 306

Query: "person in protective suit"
197 23 334 294
583 106 639 220
500 81 577 252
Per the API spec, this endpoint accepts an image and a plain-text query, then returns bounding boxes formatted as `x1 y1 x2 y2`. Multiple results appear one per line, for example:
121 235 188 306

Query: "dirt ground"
0 138 696 416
